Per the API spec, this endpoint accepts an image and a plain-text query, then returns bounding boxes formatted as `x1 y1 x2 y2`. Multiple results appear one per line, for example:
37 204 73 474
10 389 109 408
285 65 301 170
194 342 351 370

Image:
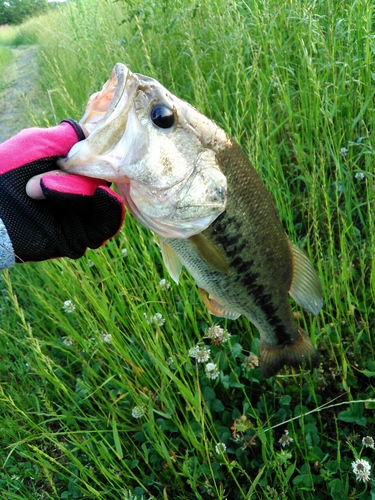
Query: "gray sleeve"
0 218 15 269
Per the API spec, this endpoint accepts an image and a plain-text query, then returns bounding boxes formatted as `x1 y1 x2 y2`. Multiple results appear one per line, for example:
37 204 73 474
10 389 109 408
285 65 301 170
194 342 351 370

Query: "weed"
1 0 375 498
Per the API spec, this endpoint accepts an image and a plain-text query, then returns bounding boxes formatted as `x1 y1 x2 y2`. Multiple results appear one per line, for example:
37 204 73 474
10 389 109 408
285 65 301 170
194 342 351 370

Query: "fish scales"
162 141 311 375
60 63 323 377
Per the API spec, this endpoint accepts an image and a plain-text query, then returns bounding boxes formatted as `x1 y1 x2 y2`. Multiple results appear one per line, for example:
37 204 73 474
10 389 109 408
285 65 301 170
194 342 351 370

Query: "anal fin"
198 288 241 320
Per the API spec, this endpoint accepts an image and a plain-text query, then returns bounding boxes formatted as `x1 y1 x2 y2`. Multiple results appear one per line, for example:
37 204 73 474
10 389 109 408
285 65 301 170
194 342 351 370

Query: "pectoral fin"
289 242 323 315
189 234 229 274
160 240 183 284
198 288 241 319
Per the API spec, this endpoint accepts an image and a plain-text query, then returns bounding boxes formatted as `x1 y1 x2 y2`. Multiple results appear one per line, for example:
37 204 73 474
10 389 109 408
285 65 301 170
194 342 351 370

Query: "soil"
0 45 42 143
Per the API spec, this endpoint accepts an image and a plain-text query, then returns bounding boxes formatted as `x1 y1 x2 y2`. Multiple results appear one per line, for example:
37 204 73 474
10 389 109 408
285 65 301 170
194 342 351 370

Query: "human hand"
0 121 125 266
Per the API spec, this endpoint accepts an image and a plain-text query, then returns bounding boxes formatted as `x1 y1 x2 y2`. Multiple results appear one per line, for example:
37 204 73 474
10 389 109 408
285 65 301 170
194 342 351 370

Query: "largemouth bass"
60 63 323 377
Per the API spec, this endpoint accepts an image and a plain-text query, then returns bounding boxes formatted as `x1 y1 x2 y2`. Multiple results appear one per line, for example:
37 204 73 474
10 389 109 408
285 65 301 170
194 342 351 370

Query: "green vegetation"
0 21 39 46
0 0 375 498
0 43 12 68
0 0 48 26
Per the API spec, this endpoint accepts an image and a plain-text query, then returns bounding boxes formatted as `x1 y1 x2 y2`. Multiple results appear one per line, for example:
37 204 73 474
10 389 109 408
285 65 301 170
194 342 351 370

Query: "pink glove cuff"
0 122 82 174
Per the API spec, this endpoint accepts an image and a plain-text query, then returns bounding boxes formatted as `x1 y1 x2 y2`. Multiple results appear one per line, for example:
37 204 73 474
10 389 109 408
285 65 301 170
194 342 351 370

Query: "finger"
41 172 109 198
26 170 70 199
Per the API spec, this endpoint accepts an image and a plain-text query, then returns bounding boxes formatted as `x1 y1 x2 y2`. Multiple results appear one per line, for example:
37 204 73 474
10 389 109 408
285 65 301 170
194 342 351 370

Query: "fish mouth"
79 62 129 134
59 62 138 178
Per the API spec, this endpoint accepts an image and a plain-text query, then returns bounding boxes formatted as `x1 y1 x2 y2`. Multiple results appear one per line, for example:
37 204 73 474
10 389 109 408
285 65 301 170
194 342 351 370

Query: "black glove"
0 122 125 264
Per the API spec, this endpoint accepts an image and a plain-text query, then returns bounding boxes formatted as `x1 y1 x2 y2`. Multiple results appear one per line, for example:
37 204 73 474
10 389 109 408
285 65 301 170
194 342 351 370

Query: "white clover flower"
62 300 75 313
340 147 348 157
143 312 151 324
215 442 227 454
206 325 231 344
63 337 73 346
355 172 365 181
131 405 145 419
362 436 375 449
278 430 293 447
189 345 210 362
121 248 128 257
195 347 210 363
101 333 112 344
205 362 219 380
159 278 170 290
243 353 259 370
144 312 165 326
152 312 165 326
204 480 216 497
188 346 199 358
122 491 146 500
352 458 371 482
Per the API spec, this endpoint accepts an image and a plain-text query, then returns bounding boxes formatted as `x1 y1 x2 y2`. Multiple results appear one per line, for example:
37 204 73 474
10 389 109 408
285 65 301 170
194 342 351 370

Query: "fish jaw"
59 63 147 181
79 64 120 134
59 63 228 238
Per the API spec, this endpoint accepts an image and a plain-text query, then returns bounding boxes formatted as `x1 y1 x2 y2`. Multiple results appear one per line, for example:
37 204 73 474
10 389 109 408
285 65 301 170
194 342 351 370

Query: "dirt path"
0 45 42 143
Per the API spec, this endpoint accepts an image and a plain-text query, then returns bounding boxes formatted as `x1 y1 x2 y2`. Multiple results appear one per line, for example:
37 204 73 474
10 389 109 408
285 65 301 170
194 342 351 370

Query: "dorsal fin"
289 242 323 315
188 234 229 274
160 240 183 284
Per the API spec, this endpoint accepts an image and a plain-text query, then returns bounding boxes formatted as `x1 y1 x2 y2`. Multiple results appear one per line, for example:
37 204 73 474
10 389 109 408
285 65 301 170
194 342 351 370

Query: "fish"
59 63 323 377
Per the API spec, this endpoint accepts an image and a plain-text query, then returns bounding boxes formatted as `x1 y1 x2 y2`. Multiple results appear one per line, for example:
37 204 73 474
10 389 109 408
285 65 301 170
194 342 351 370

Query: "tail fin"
259 328 319 378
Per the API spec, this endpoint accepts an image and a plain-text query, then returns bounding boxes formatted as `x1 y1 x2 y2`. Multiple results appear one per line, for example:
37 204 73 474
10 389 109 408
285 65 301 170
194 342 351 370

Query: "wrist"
0 218 15 268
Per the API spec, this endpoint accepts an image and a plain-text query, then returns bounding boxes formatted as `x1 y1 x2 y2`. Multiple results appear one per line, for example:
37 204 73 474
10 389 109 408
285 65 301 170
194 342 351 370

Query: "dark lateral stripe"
226 240 247 258
211 212 293 346
212 214 240 234
230 256 251 274
239 269 292 345
214 244 292 346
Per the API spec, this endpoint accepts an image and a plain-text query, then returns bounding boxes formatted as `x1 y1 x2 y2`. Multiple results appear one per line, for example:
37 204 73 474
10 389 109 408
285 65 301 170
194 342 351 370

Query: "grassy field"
0 40 13 92
0 0 375 498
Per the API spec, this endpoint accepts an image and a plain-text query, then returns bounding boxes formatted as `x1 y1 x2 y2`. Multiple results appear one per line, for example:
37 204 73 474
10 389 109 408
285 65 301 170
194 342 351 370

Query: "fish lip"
97 62 128 125
80 62 130 132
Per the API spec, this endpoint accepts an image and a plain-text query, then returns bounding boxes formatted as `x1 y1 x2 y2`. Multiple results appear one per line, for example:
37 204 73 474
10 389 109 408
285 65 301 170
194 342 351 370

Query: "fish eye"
150 104 175 129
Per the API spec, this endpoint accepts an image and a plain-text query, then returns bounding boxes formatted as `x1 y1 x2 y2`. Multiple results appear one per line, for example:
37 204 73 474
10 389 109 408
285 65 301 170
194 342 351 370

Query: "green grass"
1 0 375 498
0 44 13 89
0 20 41 93
0 22 39 46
